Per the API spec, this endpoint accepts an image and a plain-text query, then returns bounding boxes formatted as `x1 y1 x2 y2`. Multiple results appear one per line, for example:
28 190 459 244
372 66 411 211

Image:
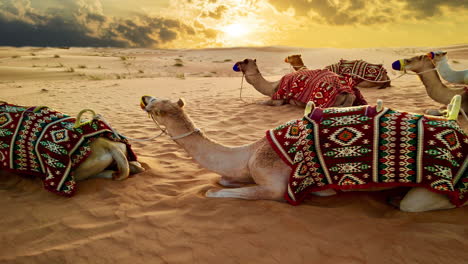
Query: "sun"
222 23 250 38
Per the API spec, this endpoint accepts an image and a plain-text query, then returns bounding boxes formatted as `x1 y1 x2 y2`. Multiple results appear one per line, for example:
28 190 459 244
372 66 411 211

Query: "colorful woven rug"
0 103 137 197
272 69 368 107
266 105 468 206
325 59 388 84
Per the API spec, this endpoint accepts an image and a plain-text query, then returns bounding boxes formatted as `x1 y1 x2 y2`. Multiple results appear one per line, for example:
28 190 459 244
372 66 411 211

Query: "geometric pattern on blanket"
0 103 137 197
325 59 388 84
272 69 368 107
266 105 468 206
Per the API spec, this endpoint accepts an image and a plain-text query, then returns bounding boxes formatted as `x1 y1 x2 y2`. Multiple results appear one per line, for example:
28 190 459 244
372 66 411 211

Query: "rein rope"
75 109 199 142
239 72 261 104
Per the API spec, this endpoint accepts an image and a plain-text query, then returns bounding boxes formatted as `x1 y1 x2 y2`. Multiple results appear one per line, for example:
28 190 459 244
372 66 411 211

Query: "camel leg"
206 185 284 200
89 170 114 179
107 142 130 181
334 93 355 107
218 177 253 188
399 187 455 212
73 138 130 181
425 108 446 116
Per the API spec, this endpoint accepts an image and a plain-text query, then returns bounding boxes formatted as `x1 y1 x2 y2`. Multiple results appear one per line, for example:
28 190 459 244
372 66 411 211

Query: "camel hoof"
112 172 129 181
129 161 145 174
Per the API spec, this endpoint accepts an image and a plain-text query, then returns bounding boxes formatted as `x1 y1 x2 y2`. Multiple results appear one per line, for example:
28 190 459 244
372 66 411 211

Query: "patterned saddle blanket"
266 105 468 206
272 69 368 107
0 103 137 197
325 59 389 83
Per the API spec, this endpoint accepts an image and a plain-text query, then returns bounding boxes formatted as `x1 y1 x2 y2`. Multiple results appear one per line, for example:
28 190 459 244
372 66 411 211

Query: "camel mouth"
232 62 241 72
391 60 404 71
140 95 155 112
284 57 289 63
427 52 435 60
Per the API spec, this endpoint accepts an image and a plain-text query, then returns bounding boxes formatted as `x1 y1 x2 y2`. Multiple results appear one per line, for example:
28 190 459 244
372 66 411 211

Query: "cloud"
403 0 468 17
266 0 467 25
0 0 216 48
202 5 228 19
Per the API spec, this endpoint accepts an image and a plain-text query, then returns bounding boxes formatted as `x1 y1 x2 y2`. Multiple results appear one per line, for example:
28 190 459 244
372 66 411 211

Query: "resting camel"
392 54 468 116
429 51 468 84
0 102 144 196
284 54 391 89
140 95 468 212
234 58 366 108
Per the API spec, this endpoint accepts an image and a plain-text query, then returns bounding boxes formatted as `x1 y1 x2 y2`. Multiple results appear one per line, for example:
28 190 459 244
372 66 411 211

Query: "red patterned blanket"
272 69 367 107
325 59 388 83
0 103 137 197
266 105 468 206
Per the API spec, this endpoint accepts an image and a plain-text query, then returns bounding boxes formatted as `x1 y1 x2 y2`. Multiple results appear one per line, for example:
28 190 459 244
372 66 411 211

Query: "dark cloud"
403 0 468 17
86 13 106 23
267 0 467 25
202 5 228 19
0 0 215 47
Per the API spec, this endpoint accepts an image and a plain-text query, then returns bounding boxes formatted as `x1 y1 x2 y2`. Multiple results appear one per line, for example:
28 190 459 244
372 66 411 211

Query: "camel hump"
446 95 461 120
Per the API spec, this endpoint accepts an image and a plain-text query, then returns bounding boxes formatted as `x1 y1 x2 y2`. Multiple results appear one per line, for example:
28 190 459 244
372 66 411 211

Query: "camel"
284 54 307 71
140 95 468 212
234 58 363 107
0 103 145 196
429 51 468 84
391 54 468 116
284 54 391 89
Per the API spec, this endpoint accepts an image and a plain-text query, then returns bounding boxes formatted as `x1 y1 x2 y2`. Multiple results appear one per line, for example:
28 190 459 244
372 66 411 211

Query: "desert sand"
0 45 467 264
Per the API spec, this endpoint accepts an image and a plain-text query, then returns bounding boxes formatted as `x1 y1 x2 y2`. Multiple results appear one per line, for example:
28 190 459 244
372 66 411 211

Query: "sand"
0 45 467 264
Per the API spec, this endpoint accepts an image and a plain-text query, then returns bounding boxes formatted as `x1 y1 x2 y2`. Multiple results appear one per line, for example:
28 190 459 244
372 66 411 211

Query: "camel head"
140 96 186 125
233 59 260 75
284 54 303 65
427 51 448 64
391 54 435 73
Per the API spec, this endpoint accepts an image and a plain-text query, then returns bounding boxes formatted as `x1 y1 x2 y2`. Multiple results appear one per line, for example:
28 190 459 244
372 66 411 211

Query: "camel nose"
284 57 288 63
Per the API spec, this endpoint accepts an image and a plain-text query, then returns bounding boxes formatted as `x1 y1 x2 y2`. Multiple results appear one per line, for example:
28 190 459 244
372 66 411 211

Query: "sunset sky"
0 0 467 49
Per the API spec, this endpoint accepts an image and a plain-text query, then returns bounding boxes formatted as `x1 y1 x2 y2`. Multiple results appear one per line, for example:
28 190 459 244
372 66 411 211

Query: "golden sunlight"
222 23 250 38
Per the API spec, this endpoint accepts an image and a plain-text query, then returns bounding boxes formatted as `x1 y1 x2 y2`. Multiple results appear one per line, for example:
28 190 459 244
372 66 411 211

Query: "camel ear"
442 51 447 55
254 59 256 62
177 98 185 108
298 54 302 58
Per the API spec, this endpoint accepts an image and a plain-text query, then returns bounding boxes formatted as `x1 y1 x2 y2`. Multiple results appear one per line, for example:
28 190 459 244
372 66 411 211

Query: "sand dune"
0 46 467 264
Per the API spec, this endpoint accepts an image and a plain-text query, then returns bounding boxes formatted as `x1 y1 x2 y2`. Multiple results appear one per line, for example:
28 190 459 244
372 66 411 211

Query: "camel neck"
417 69 458 105
244 72 280 96
165 113 252 176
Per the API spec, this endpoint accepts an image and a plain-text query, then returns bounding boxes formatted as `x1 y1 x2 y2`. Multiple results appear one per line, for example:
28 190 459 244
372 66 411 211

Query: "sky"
0 0 467 49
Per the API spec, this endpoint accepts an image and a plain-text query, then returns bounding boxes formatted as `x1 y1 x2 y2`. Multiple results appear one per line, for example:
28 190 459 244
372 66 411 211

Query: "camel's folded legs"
206 185 284 200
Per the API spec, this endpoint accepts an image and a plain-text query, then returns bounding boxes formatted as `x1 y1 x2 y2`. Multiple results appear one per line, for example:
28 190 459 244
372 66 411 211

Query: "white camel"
234 59 359 107
429 51 468 84
0 103 145 195
392 54 468 116
140 95 467 212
